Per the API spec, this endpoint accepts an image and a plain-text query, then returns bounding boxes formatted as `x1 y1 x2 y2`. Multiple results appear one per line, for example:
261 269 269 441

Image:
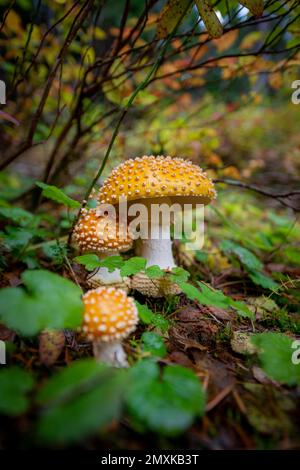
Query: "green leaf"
195 250 208 262
239 0 264 17
74 254 125 273
284 247 300 266
126 360 205 435
36 359 127 444
36 182 80 209
0 367 34 416
0 207 35 226
120 257 147 277
248 270 279 291
198 282 254 318
221 240 279 291
142 332 167 357
135 301 170 333
144 265 165 279
135 301 155 323
1 226 33 250
178 281 254 319
157 0 191 39
195 0 223 38
251 333 300 386
74 254 102 271
220 240 263 271
170 266 190 283
0 270 83 336
98 255 125 273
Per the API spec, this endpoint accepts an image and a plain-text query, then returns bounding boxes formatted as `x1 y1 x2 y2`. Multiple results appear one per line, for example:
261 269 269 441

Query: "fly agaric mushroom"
82 286 138 367
73 208 132 289
98 155 216 297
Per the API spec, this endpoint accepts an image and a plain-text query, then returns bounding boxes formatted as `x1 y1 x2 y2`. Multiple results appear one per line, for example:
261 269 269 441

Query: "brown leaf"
239 0 264 18
0 324 15 342
167 350 195 368
39 329 65 366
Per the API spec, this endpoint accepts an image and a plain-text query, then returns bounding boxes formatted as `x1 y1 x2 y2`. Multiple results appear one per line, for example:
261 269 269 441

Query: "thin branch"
214 179 300 211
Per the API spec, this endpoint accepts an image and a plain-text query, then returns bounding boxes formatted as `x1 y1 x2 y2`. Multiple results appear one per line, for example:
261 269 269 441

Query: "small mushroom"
82 286 138 367
73 208 133 289
98 155 216 297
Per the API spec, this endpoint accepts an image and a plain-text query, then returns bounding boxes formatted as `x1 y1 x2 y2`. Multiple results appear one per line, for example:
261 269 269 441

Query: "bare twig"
214 179 300 211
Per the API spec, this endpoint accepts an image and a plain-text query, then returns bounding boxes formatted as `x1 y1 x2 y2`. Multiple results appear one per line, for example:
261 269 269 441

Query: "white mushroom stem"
93 340 128 367
87 251 123 285
136 219 177 270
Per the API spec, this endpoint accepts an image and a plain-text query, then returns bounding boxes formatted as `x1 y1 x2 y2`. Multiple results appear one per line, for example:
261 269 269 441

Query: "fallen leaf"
39 329 65 366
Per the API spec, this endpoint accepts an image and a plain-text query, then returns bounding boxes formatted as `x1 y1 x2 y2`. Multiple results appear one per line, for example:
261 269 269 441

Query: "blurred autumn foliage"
0 0 300 194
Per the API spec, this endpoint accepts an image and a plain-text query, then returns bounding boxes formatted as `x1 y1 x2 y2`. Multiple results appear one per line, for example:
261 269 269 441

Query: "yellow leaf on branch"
195 0 223 38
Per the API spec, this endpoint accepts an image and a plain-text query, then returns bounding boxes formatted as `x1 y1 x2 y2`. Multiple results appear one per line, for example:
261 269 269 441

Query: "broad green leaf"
178 281 254 319
170 266 190 283
74 254 103 271
0 226 33 250
197 282 254 318
195 0 223 38
36 359 127 444
135 301 170 333
239 0 264 17
74 254 124 272
142 332 167 357
0 270 83 336
157 0 191 39
99 255 125 273
251 333 300 385
220 240 263 271
0 207 35 226
120 257 147 277
126 360 205 435
36 182 80 209
144 265 165 279
0 367 34 416
248 270 279 291
221 240 279 291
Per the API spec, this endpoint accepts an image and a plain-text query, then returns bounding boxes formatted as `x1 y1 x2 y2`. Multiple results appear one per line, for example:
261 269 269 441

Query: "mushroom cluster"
74 155 216 366
82 286 138 367
73 208 132 289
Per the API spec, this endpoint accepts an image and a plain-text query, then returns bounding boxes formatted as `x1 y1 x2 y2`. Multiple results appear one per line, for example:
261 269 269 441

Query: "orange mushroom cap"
73 208 133 253
98 155 216 205
82 287 138 342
